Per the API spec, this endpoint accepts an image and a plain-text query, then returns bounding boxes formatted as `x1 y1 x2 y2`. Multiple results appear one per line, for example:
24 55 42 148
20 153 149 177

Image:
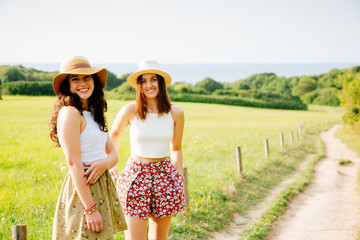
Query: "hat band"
63 63 92 72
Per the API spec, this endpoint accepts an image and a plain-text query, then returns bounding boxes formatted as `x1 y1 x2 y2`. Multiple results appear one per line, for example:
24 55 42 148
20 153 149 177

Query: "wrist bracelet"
84 203 96 212
84 206 98 215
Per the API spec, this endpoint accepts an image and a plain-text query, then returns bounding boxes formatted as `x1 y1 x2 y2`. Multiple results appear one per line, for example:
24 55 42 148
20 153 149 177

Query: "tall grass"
0 96 343 239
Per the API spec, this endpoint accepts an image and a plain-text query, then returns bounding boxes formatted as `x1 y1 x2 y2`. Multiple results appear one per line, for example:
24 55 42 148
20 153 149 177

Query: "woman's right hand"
83 160 108 185
85 210 104 232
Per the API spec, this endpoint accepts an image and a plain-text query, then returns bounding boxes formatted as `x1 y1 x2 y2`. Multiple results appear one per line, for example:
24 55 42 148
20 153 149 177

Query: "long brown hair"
136 74 171 120
49 74 108 147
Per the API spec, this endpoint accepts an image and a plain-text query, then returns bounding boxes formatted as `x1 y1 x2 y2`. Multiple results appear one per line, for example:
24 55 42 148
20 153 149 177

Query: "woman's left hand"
83 160 107 185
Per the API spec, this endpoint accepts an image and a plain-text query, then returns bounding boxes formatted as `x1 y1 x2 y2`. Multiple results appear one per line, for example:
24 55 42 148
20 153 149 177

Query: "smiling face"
68 74 94 104
140 73 159 99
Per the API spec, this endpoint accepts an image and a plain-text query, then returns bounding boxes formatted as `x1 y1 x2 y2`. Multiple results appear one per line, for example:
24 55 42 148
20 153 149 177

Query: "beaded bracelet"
84 204 96 212
84 206 98 215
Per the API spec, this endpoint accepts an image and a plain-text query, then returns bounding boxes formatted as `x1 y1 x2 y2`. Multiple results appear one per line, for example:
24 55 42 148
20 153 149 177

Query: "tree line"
0 65 129 97
1 64 359 111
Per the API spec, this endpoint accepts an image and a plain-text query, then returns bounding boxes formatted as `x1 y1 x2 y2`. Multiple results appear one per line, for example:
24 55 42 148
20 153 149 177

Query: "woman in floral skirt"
50 56 127 239
110 60 187 240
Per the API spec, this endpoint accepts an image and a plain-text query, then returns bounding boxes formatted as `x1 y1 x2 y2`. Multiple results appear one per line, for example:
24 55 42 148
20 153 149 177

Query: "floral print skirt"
52 170 127 240
115 157 187 219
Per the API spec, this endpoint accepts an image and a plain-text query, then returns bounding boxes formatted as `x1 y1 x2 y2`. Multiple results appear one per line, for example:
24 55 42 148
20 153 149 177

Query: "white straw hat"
127 60 172 88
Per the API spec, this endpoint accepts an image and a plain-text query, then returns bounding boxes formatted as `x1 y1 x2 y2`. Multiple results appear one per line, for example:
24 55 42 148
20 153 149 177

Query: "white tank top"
59 111 107 169
79 111 107 167
130 112 174 158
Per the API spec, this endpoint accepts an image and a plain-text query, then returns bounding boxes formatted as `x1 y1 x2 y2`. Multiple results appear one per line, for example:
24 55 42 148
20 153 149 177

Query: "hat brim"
127 69 172 88
53 68 107 95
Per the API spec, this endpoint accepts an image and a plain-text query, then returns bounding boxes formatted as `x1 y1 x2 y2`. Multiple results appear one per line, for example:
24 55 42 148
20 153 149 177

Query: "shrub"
301 91 318 104
313 88 340 106
105 72 130 91
301 88 340 106
339 72 360 132
108 81 135 100
3 81 55 96
167 82 194 94
0 67 25 84
292 76 317 96
0 65 56 83
168 93 307 110
195 77 223 93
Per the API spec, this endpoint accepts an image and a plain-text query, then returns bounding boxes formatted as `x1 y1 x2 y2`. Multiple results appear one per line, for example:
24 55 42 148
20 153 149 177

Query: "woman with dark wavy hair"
49 56 127 240
110 60 187 240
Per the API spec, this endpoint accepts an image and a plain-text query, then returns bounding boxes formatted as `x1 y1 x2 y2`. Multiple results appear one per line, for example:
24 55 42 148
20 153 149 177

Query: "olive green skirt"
52 170 127 240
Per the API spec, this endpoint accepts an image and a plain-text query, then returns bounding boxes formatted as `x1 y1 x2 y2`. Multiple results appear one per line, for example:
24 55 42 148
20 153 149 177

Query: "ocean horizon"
1 62 359 85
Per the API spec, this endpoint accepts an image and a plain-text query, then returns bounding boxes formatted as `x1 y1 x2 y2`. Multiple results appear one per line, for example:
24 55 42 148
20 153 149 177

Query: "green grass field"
0 96 343 239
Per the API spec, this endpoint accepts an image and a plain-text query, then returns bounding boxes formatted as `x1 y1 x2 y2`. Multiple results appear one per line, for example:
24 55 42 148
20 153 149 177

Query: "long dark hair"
136 74 171 120
49 74 108 147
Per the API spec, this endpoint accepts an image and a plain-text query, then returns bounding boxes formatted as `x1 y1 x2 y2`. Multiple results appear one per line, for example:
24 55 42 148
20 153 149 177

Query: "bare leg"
124 215 148 240
148 216 172 240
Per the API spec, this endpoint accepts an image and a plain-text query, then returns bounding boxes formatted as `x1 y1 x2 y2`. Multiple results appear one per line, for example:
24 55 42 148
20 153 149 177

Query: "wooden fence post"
236 146 243 178
296 130 299 140
12 225 27 240
290 131 294 145
183 167 190 211
280 132 284 149
298 125 302 136
264 139 269 158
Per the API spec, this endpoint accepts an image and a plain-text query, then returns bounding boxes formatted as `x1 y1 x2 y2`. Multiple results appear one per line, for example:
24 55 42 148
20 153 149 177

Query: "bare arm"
109 103 135 177
57 106 103 232
109 103 134 150
170 105 185 175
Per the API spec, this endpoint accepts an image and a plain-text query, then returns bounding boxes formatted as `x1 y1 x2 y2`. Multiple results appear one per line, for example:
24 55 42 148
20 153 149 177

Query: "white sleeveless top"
79 111 107 167
130 112 174 158
59 111 107 169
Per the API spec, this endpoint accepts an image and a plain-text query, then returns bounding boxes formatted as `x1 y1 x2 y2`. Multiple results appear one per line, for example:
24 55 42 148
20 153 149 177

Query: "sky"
0 0 359 64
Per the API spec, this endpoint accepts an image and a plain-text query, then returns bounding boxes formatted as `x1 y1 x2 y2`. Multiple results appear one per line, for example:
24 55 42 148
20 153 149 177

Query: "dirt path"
207 124 360 240
206 166 310 240
267 124 360 240
207 144 315 240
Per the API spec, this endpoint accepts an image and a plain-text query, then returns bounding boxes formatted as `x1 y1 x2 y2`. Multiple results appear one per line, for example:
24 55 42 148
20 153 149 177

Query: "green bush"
0 67 25 84
108 85 307 110
301 88 340 106
195 77 224 93
213 89 239 97
168 93 307 110
339 72 360 133
232 73 289 94
313 88 340 106
3 81 55 96
0 65 56 83
292 76 317 96
167 82 195 94
301 91 318 104
105 72 130 91
214 89 292 101
108 81 136 100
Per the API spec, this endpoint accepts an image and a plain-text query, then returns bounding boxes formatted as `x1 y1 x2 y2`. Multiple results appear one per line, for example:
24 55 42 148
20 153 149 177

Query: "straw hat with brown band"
52 56 108 95
127 60 172 88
